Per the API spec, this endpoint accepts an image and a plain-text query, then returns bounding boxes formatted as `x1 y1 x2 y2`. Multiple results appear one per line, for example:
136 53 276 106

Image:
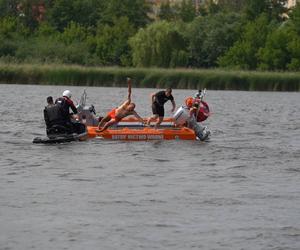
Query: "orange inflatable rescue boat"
77 90 210 141
86 118 197 141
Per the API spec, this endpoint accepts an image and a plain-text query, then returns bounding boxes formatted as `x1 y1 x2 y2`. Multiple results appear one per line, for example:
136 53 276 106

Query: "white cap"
63 90 72 98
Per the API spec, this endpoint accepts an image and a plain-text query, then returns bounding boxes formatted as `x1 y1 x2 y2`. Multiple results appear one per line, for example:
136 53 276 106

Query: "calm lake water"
0 84 299 250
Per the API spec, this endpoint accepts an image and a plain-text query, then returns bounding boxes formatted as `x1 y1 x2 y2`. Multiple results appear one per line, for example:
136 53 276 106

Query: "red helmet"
185 97 194 108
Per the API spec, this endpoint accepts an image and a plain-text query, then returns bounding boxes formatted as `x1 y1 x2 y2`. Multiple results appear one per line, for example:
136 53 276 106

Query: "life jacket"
44 104 65 126
196 100 210 122
56 96 77 118
55 97 68 116
184 97 210 122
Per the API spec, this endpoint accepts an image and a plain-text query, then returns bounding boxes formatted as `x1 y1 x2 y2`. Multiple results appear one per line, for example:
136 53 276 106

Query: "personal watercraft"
32 122 87 144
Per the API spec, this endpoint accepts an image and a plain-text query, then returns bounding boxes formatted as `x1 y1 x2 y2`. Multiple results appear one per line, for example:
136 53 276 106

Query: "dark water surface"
0 84 299 250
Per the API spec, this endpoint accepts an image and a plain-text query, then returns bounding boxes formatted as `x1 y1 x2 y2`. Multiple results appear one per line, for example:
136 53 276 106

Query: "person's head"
126 103 136 111
62 90 72 98
185 97 194 108
47 96 53 104
165 88 172 97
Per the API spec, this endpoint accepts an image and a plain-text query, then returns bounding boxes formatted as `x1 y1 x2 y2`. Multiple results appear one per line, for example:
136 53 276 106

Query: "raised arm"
120 78 132 108
127 77 132 103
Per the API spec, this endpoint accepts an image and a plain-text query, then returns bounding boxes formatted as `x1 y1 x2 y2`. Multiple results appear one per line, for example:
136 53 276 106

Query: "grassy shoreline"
0 63 299 91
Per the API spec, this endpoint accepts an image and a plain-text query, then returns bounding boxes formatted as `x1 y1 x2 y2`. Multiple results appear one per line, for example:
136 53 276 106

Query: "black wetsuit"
55 97 85 134
152 91 174 117
55 96 78 123
43 104 65 129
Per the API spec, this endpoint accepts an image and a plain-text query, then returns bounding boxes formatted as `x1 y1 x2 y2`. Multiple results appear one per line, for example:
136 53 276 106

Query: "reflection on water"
0 84 300 250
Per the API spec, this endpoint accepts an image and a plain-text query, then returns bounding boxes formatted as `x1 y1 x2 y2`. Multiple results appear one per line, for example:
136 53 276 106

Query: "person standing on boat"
97 78 145 132
146 88 176 128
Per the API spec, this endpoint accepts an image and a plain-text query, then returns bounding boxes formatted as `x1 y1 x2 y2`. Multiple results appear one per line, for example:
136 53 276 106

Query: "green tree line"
0 0 300 71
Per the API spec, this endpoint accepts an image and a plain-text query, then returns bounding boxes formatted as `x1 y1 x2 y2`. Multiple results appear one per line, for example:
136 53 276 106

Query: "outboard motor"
173 89 211 141
76 90 99 126
78 106 99 126
173 106 190 126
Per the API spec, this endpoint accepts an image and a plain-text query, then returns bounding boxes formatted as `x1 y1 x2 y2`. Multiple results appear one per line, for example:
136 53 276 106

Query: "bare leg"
146 114 159 126
154 116 163 128
98 115 111 129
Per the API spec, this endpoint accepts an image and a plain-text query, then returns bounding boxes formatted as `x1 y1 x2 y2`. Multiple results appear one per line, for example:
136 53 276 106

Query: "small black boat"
33 132 87 144
33 123 87 144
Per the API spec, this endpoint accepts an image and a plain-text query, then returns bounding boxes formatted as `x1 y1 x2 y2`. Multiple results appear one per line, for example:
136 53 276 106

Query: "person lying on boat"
97 78 145 132
146 88 176 128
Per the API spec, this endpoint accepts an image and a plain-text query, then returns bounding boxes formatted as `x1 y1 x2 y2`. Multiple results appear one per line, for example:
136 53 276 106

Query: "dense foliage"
0 0 300 71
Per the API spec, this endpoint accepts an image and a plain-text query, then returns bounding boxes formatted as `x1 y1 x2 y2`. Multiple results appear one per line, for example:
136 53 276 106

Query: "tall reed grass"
0 63 299 91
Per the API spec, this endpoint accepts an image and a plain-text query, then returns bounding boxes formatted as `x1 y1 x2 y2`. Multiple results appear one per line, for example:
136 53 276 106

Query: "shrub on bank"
0 63 299 91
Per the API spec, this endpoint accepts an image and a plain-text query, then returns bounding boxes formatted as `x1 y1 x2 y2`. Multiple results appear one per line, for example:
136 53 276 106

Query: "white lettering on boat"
112 135 127 140
147 135 163 140
111 134 164 140
128 135 147 140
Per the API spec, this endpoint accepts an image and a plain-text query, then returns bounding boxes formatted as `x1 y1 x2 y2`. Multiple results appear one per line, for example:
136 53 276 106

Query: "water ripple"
1 86 299 250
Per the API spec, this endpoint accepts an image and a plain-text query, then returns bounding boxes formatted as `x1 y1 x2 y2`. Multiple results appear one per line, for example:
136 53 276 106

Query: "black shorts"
152 103 164 117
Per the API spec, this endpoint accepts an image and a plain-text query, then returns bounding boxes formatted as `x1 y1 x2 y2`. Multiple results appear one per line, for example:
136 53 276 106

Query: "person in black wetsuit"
43 95 71 137
146 88 176 128
55 90 85 134
44 96 54 129
44 96 65 129
55 90 78 123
